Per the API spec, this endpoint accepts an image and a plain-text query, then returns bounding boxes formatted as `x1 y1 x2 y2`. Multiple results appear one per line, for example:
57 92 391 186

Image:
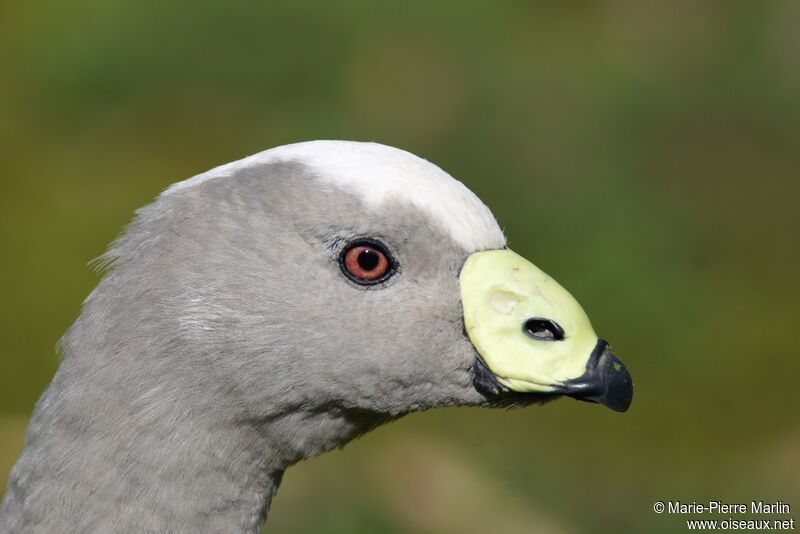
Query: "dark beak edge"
556 339 633 412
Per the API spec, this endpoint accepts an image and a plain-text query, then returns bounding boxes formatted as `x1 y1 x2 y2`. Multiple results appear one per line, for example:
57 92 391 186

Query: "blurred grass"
1 1 799 532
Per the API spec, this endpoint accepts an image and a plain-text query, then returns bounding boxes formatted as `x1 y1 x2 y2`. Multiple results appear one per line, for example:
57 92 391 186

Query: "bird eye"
340 239 394 285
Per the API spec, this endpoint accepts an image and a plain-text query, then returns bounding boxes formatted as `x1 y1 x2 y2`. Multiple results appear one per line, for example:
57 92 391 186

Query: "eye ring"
339 238 396 286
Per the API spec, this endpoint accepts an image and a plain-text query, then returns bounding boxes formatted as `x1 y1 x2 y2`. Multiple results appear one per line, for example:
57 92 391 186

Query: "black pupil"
357 249 380 271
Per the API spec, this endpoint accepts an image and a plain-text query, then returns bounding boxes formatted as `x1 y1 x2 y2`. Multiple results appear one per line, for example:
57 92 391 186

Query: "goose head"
143 140 632 425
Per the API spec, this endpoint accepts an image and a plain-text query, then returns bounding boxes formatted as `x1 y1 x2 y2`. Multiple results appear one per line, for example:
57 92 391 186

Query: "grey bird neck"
0 316 378 533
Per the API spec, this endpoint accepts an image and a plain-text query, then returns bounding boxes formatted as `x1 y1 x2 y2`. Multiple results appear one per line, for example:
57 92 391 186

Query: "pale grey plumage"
1 155 509 533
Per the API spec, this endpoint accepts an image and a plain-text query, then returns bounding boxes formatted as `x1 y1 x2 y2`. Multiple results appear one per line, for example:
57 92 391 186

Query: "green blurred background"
1 1 799 532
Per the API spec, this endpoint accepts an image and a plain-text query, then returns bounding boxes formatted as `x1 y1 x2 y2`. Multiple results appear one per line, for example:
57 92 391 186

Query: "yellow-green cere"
459 249 600 393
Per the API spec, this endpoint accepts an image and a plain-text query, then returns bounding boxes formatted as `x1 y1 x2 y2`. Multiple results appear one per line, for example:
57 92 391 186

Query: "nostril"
523 318 565 341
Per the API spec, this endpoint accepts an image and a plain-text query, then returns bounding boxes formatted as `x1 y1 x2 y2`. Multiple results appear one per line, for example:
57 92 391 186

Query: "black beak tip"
594 350 634 412
559 340 634 413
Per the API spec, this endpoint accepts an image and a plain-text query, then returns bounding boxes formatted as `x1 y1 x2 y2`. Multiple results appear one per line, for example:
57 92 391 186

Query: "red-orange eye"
340 241 394 284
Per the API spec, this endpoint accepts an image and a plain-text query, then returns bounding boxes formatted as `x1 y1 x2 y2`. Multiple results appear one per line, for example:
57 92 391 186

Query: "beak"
460 249 633 412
